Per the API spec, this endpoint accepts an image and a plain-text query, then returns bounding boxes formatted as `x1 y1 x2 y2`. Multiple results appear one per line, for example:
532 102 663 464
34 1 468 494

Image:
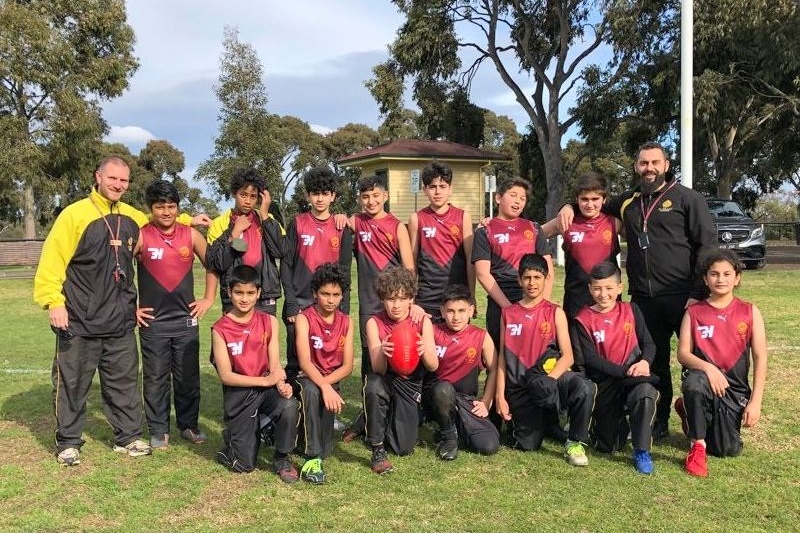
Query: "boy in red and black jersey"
424 285 499 461
496 254 596 466
408 161 474 317
135 180 216 448
571 262 658 474
676 250 767 477
293 263 354 484
281 167 352 378
362 267 437 474
472 178 553 349
211 265 300 483
541 172 620 319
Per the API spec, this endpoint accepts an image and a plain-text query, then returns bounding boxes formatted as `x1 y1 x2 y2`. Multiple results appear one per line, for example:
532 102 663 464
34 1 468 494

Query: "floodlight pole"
681 0 693 189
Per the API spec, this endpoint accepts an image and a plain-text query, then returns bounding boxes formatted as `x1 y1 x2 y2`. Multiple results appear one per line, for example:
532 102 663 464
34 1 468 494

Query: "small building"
338 139 511 222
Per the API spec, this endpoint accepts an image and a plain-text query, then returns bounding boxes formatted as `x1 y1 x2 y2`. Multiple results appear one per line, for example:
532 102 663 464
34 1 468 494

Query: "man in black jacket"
559 142 716 439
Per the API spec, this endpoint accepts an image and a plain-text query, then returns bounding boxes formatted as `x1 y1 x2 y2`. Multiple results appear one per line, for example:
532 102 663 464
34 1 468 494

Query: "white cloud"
105 125 156 147
310 124 334 135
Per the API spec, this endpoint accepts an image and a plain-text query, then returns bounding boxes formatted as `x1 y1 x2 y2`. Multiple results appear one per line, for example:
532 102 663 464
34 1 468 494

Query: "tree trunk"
23 183 36 239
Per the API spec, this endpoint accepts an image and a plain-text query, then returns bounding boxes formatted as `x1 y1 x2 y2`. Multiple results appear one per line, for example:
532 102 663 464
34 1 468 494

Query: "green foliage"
321 123 381 215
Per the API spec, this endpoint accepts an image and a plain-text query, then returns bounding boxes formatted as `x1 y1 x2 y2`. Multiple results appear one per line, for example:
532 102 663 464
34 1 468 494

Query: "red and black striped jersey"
501 300 560 387
302 305 350 377
354 213 402 317
415 205 467 312
212 311 273 378
574 302 641 366
433 322 486 396
472 217 549 302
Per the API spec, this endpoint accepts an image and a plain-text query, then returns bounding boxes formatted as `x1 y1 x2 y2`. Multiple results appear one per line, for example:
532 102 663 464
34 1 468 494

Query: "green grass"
1 267 799 532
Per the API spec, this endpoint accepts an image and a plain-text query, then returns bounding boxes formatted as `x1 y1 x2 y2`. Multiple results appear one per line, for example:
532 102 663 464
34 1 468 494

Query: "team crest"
659 199 673 212
623 321 634 338
602 229 613 245
736 322 749 340
179 246 192 261
330 236 340 249
539 321 552 337
523 229 534 241
450 225 460 238
338 335 346 348
465 347 477 365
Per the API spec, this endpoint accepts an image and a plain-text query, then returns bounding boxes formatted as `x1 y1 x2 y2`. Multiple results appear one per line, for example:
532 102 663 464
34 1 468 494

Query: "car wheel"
746 259 766 270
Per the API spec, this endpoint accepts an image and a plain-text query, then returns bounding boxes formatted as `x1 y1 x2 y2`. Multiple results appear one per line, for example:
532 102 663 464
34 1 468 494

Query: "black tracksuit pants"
681 369 746 457
424 380 500 455
296 377 338 459
591 377 659 453
364 372 421 455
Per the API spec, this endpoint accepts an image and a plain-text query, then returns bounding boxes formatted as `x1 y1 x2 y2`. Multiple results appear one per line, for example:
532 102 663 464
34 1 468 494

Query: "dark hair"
304 166 338 194
228 264 261 290
310 262 350 293
574 172 608 198
440 284 474 306
497 177 532 196
589 261 621 283
634 142 669 162
145 179 180 207
421 160 453 186
697 249 745 277
375 266 417 300
230 167 266 196
357 174 387 194
518 253 549 278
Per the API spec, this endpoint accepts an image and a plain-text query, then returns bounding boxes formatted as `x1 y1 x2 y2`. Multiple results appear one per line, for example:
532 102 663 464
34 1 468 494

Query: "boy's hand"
189 298 212 319
381 338 395 359
556 204 575 233
626 360 651 377
322 384 345 414
409 304 428 323
496 397 512 421
49 306 69 330
704 365 730 397
333 213 349 230
231 215 252 239
191 213 212 227
259 190 272 220
742 400 762 427
471 400 489 418
416 336 425 357
285 314 298 324
277 380 293 399
478 216 491 228
136 307 155 327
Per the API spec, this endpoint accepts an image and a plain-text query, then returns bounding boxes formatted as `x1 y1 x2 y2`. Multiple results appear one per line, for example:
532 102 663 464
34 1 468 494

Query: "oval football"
387 320 420 376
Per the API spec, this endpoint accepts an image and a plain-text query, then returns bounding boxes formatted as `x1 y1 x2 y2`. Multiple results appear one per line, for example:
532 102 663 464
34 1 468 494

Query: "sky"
102 1 600 190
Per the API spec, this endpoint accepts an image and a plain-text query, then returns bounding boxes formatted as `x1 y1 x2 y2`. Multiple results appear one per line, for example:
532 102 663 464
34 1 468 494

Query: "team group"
33 142 767 484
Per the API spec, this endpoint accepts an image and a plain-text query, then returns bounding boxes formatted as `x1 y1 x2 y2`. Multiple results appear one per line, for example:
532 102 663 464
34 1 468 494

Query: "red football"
387 320 420 376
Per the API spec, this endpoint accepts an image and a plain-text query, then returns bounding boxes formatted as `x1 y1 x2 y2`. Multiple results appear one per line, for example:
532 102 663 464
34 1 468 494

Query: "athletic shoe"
150 434 169 449
564 440 589 467
273 456 300 484
180 428 208 444
56 447 80 466
370 446 394 474
436 434 459 461
113 439 153 457
633 449 654 475
685 442 708 478
674 397 689 438
333 417 346 432
300 457 326 485
652 418 669 440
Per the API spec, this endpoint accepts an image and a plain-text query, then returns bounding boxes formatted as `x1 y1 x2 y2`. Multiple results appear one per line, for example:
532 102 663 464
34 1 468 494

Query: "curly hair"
303 166 339 194
421 160 453 187
374 266 417 300
310 262 350 293
229 167 266 196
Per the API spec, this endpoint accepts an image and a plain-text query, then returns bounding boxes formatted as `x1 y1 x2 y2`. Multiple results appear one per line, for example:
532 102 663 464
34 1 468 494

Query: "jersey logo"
359 231 372 242
659 199 673 212
623 321 634 338
697 325 715 339
465 347 478 364
494 233 510 244
569 231 585 243
435 345 447 358
593 329 606 343
507 323 522 336
539 321 552 337
147 247 164 260
422 227 437 238
736 322 748 340
523 229 534 241
602 229 613 245
227 341 244 356
301 234 315 246
311 335 324 350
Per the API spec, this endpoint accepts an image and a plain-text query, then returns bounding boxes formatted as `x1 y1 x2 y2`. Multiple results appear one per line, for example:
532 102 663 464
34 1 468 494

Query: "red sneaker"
370 446 394 475
674 397 689 438
685 442 708 477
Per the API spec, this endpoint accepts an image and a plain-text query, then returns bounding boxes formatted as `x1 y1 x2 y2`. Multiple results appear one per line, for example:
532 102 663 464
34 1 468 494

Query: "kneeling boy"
425 285 500 460
294 263 354 484
364 267 438 474
571 262 659 474
496 254 596 465
211 265 300 483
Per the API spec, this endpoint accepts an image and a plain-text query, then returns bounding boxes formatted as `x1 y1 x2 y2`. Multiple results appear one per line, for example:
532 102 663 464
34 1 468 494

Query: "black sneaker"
370 446 394 474
436 438 459 461
273 456 299 484
652 418 669 440
180 428 208 444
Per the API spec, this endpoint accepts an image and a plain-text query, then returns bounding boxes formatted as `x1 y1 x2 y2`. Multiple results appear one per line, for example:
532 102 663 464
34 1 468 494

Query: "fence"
0 239 44 267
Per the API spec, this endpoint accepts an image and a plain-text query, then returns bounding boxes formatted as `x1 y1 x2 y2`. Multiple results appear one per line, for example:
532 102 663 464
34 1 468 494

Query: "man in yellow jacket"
34 156 209 466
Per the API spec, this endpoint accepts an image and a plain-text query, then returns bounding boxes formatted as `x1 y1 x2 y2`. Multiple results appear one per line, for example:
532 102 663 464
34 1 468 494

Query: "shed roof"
338 139 511 166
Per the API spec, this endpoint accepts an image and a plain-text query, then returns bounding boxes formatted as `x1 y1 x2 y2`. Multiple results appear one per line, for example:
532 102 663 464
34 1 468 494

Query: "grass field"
1 267 799 532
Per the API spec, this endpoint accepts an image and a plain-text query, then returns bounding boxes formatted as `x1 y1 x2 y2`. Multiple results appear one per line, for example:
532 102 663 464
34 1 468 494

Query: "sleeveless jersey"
302 305 350 376
472 217 549 302
354 213 402 316
372 311 425 379
415 205 467 312
433 322 487 396
212 311 273 377
574 302 640 366
562 212 619 317
687 298 753 393
137 223 196 336
501 300 560 388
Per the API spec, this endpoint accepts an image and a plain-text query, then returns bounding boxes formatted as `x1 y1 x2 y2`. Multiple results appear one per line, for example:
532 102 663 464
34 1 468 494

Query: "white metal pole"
681 0 693 189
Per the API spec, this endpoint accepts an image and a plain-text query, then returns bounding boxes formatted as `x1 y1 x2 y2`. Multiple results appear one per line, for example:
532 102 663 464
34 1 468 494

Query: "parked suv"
706 198 766 269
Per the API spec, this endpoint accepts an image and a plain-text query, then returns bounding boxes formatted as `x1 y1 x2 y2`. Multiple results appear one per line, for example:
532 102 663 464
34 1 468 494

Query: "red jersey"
501 300 560 387
212 311 273 377
433 322 487 396
354 213 402 317
574 302 640 366
302 305 350 377
415 205 467 312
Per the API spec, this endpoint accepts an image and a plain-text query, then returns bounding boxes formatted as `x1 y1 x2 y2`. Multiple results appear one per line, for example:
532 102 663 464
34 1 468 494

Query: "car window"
707 200 745 218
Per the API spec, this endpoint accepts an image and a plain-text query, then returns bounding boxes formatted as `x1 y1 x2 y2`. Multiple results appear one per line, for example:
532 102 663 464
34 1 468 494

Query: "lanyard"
90 196 124 282
639 180 676 233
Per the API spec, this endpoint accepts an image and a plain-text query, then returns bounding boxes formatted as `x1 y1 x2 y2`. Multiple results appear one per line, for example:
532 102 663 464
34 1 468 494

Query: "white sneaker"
57 447 81 466
564 440 589 467
113 439 152 457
